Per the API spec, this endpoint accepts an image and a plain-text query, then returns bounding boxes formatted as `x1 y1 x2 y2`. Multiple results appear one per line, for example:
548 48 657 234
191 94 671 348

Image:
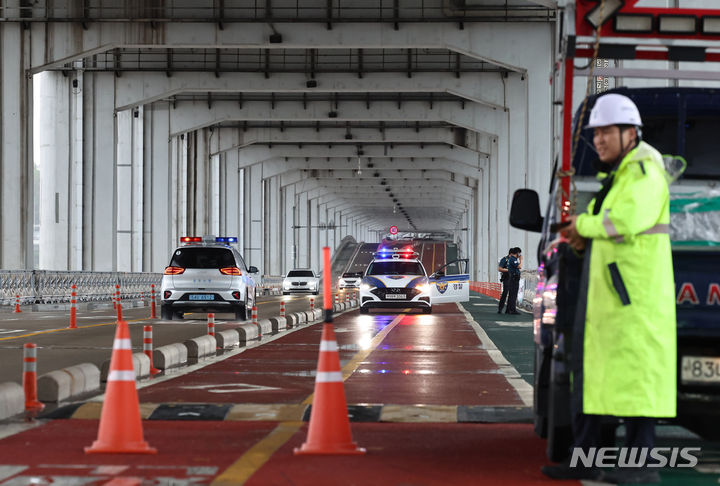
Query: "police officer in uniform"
505 248 522 314
497 249 512 313
542 93 676 483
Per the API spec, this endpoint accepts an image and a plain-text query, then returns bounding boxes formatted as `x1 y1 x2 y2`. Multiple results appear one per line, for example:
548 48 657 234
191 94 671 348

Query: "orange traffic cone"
85 320 157 454
294 323 365 455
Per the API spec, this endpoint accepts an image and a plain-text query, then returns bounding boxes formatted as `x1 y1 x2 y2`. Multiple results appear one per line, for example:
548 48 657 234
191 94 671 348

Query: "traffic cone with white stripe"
85 320 157 454
294 323 365 455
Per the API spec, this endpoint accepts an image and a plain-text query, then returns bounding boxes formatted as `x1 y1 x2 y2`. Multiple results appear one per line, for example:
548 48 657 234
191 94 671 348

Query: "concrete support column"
69 71 83 269
116 108 144 271
221 149 244 247
242 164 263 273
309 198 320 272
185 129 210 236
143 102 172 271
296 191 309 268
263 176 282 276
210 153 221 236
36 71 69 270
132 107 144 272
170 134 189 244
283 184 297 271
82 73 116 271
0 22 33 269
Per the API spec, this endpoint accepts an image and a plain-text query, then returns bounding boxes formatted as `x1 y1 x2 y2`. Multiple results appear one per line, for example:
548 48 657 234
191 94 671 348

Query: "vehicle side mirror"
248 266 259 274
510 189 544 233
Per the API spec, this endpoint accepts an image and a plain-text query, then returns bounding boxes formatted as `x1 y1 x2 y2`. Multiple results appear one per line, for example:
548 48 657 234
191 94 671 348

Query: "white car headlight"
283 281 291 289
360 283 371 292
416 283 430 294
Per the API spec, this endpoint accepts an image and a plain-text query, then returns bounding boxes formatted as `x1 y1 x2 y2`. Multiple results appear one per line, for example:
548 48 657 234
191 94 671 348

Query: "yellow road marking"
212 313 405 485
211 422 304 486
0 318 149 341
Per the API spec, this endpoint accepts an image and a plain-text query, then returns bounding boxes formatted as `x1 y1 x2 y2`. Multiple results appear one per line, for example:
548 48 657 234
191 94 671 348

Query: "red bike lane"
0 304 563 485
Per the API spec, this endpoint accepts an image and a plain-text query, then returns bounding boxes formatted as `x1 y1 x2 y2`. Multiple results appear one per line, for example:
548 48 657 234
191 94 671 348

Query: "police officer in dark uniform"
497 249 512 313
505 248 522 314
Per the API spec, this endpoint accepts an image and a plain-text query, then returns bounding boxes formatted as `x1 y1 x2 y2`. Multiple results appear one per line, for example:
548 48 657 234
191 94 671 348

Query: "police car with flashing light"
359 246 470 314
160 235 259 320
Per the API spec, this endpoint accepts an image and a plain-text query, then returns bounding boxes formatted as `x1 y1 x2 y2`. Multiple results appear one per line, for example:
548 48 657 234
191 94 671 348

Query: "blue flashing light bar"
216 236 238 243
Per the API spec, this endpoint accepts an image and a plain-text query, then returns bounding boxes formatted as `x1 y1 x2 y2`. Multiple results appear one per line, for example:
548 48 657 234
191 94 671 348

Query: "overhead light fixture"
658 15 696 34
586 0 625 29
356 156 362 176
702 16 720 35
328 111 338 118
614 14 654 34
269 33 283 43
306 79 317 88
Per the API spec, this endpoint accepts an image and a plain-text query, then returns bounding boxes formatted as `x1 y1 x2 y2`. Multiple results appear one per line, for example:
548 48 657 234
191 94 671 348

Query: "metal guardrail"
520 270 538 309
0 270 162 306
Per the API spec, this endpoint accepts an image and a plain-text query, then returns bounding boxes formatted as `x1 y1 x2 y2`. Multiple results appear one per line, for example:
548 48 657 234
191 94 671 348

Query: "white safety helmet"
585 93 643 129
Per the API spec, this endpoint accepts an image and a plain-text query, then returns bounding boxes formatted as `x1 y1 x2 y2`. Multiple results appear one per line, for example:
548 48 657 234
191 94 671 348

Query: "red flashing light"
180 236 202 243
219 267 242 276
164 266 185 275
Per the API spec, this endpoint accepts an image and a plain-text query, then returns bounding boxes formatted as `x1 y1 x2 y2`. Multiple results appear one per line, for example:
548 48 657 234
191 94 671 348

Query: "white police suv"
160 235 258 320
359 246 470 314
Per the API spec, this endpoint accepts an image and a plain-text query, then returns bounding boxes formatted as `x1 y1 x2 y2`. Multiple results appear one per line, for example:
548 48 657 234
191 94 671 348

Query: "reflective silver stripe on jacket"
613 223 670 243
603 209 620 238
640 223 670 235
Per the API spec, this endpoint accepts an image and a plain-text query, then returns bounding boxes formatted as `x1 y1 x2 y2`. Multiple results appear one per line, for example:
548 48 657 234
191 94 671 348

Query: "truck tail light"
220 267 242 276
164 266 185 275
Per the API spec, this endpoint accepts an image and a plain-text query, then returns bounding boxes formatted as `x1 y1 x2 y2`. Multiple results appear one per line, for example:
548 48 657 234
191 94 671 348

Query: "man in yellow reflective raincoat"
542 93 676 484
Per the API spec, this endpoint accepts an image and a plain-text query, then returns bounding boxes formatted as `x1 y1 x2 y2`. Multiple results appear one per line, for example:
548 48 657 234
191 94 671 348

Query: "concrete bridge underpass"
0 0 554 283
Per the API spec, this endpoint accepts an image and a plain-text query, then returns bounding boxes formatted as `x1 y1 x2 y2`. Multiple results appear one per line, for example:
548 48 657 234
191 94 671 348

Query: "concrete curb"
184 335 218 364
293 312 307 325
235 323 259 345
0 382 24 421
216 330 239 352
153 343 188 370
268 316 287 333
100 352 151 382
256 318 273 336
37 363 101 403
284 313 298 328
32 300 146 312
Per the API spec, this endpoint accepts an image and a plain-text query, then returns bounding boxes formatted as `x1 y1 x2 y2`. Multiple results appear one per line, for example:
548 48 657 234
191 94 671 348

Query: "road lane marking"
211 422 304 486
213 312 405 485
457 303 533 406
0 318 150 341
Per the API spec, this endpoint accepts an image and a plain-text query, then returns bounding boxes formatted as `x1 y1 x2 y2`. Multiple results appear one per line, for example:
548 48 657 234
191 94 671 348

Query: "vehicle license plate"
681 356 720 384
189 294 214 301
385 294 406 300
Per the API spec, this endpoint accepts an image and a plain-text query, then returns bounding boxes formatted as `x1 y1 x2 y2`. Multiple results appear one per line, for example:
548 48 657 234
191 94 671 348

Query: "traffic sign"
389 226 398 235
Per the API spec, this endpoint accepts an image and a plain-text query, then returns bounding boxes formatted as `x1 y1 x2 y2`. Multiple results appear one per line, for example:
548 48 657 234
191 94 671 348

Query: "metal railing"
0 270 161 307
469 269 538 309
